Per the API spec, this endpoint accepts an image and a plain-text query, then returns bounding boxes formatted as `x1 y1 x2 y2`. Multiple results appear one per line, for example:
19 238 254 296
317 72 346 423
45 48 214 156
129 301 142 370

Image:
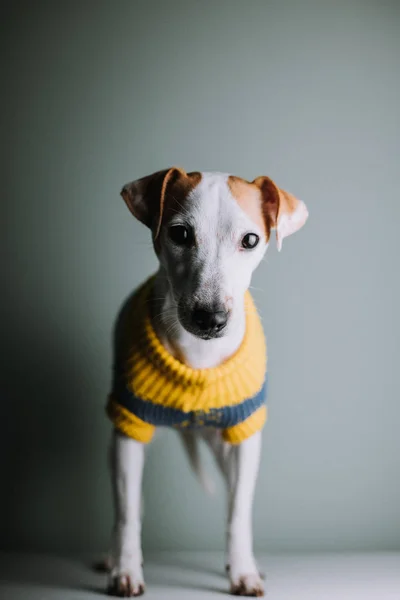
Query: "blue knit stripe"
114 376 268 430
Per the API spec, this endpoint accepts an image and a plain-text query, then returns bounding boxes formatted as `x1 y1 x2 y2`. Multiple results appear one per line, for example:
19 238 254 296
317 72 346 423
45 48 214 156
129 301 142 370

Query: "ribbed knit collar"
123 277 267 410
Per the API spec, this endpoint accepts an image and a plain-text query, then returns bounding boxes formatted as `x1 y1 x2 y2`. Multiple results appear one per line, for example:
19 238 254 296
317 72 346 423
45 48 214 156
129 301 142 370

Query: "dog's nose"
192 308 228 333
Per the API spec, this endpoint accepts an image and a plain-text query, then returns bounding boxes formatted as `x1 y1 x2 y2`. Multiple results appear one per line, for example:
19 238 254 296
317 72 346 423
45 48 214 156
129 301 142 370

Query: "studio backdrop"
2 0 399 554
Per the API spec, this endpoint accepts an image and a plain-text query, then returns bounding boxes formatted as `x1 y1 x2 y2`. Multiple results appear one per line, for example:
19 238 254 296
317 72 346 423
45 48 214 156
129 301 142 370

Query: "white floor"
0 552 399 600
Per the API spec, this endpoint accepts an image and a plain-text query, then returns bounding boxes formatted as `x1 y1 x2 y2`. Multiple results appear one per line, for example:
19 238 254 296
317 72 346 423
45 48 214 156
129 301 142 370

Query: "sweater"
106 277 268 444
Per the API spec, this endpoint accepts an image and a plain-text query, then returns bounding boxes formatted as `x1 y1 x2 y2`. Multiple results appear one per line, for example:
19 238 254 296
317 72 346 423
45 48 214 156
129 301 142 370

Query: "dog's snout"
192 307 228 334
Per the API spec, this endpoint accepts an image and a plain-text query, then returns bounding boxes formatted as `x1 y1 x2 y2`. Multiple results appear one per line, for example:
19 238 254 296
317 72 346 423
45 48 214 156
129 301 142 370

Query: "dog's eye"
241 233 260 249
168 225 194 246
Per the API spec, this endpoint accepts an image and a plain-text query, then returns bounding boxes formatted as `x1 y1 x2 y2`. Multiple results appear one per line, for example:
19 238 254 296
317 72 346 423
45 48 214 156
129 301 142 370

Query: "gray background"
2 0 399 555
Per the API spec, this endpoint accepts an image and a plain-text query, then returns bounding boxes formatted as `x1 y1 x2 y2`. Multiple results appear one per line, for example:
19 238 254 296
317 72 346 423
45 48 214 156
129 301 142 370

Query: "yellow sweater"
106 277 267 444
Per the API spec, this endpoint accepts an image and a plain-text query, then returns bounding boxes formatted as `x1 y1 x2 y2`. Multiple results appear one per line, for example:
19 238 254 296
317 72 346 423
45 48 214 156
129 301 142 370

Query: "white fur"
154 173 267 369
109 432 145 595
108 171 306 597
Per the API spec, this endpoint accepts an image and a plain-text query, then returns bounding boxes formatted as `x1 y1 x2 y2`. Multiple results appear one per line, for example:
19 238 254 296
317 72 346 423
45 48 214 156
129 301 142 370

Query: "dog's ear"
253 176 308 251
121 167 188 239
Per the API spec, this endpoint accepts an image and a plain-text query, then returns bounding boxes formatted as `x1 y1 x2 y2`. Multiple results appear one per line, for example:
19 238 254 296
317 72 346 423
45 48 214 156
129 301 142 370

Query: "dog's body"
106 169 308 597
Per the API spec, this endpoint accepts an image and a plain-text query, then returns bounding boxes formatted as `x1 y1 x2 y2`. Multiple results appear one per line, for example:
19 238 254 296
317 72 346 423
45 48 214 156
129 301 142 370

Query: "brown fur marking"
231 576 264 597
228 176 268 238
107 576 145 597
253 176 301 224
120 168 201 243
160 170 202 230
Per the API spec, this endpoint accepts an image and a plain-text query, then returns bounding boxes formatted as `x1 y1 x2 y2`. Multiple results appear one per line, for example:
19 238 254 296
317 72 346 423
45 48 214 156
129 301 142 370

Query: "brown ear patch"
160 170 202 234
121 168 202 249
121 168 172 229
253 176 308 250
229 175 308 249
228 176 270 238
252 176 280 232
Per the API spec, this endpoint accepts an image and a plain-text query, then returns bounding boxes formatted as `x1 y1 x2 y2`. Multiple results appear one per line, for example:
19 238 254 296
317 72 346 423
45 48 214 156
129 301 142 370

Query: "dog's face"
121 168 308 340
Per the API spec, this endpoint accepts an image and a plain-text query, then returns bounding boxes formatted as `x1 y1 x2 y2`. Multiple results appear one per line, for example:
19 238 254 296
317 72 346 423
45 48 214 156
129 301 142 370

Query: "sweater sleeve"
222 405 267 444
106 395 155 443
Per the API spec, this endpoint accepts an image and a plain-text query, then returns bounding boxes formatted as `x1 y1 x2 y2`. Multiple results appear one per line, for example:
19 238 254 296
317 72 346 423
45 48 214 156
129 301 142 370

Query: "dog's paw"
230 572 264 597
107 568 145 597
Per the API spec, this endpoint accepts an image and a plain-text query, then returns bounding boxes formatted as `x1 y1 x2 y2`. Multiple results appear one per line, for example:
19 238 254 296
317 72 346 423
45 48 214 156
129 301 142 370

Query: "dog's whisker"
151 305 178 316
168 194 190 215
143 296 173 304
152 313 177 325
163 205 188 217
151 310 179 326
162 318 178 337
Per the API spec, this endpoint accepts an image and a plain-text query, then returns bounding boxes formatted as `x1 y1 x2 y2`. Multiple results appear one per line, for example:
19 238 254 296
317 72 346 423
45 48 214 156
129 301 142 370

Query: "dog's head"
121 168 308 340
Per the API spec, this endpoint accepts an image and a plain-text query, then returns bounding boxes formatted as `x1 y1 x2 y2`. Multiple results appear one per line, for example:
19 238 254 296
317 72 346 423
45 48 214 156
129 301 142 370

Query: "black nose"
192 308 228 333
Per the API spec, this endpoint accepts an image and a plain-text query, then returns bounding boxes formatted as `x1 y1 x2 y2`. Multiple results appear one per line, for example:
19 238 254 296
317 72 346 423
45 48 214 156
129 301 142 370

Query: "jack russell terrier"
104 168 308 597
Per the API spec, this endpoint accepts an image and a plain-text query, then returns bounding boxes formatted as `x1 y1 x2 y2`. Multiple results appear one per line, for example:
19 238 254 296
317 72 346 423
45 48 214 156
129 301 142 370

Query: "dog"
104 168 308 597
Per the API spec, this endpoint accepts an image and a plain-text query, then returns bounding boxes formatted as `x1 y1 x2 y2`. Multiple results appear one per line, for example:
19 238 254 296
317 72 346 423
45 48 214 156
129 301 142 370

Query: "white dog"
105 168 308 597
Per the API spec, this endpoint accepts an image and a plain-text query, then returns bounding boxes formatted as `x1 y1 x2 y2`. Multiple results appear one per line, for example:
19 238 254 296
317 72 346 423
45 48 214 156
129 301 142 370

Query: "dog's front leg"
227 431 264 597
108 430 145 597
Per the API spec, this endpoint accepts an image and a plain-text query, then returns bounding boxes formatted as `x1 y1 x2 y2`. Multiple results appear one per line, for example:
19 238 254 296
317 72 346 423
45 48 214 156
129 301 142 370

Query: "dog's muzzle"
178 300 230 339
190 306 229 339
192 307 227 332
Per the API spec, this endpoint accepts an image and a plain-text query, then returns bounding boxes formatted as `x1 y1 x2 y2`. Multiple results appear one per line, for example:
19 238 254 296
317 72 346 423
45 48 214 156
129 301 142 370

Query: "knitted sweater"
106 277 268 444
